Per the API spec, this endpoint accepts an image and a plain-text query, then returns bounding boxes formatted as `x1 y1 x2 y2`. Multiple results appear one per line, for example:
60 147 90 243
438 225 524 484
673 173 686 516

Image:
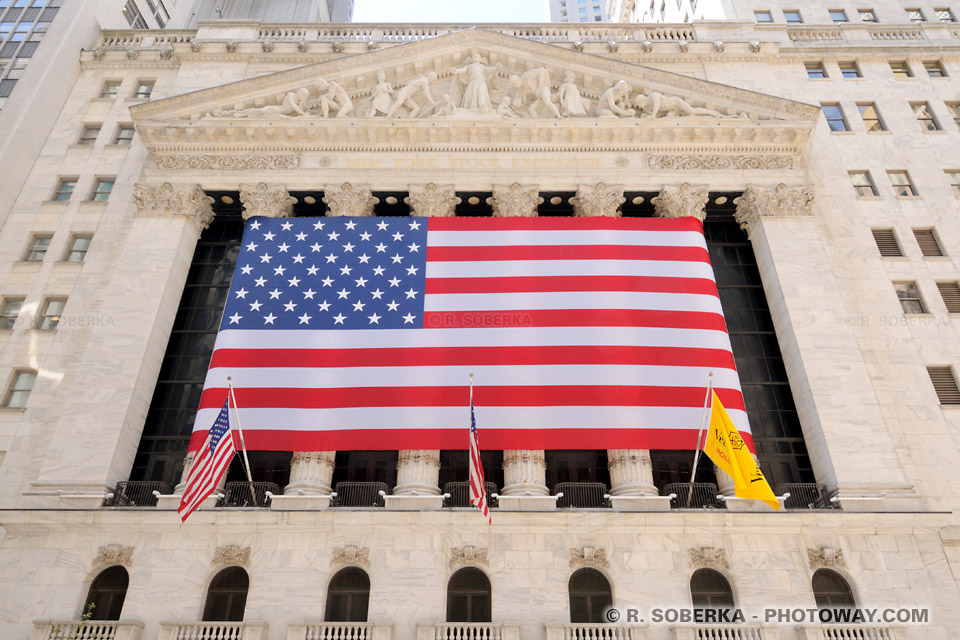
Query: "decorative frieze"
132 182 215 232
450 546 489 569
734 183 815 238
569 546 609 569
689 546 729 570
808 546 845 569
487 183 542 217
331 545 370 568
154 154 300 171
213 545 250 567
93 544 133 568
571 183 625 218
405 183 461 217
653 183 709 221
239 182 296 219
647 154 796 170
322 183 379 217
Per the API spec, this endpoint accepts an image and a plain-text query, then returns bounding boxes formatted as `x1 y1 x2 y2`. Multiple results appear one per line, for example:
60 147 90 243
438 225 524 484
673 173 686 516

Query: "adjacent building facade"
2 7 960 640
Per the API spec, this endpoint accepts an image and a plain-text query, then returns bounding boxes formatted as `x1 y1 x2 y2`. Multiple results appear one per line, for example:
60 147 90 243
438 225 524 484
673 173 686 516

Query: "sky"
352 0 548 23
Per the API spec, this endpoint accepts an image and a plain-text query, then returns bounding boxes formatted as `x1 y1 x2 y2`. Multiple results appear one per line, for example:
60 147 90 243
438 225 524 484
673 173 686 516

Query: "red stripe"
425 244 710 263
199 385 746 412
423 309 728 331
210 345 737 371
425 275 720 296
189 427 756 454
427 216 704 232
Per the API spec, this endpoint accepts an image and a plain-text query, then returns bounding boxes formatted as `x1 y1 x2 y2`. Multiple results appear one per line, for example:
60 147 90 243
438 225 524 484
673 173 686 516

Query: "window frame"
132 79 154 99
569 568 614 624
99 80 122 99
78 125 101 145
924 60 947 77
906 8 926 22
3 369 36 408
828 9 848 22
37 297 66 330
25 234 52 261
202 567 249 622
821 103 849 132
887 170 918 197
947 102 960 128
53 177 77 202
913 228 945 257
889 61 913 78
812 569 857 610
945 171 960 196
858 8 877 22
65 234 92 262
936 281 960 313
805 62 827 79
850 171 878 197
894 281 926 314
754 10 773 23
911 102 941 131
936 8 957 22
324 567 371 622
91 178 115 202
446 567 492 623
783 9 803 23
838 61 861 78
113 125 135 146
83 566 129 621
857 103 885 132
0 298 23 330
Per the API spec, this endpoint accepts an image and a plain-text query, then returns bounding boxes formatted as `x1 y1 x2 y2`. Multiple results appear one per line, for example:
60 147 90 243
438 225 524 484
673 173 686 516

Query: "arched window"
446 567 491 623
690 568 735 610
812 569 856 609
203 567 249 622
325 567 370 622
569 568 613 623
83 566 129 620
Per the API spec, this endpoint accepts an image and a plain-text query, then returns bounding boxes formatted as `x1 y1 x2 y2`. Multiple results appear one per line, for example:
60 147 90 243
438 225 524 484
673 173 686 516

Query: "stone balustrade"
31 621 144 640
288 622 392 640
417 624 520 640
158 622 268 640
545 624 647 640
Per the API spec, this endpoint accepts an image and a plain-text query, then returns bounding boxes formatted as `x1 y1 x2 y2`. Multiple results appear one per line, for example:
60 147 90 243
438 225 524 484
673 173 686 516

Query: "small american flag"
178 400 236 523
468 383 490 524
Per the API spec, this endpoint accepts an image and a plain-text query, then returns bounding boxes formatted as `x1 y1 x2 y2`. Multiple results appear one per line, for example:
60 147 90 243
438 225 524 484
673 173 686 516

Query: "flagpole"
227 376 256 505
687 372 714 505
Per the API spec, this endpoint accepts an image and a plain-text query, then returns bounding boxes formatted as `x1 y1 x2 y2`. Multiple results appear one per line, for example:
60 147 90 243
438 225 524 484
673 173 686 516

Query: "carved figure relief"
368 71 395 117
596 81 635 118
387 72 438 118
450 53 503 111
314 79 353 118
557 72 590 117
508 67 561 119
214 87 311 118
635 91 727 119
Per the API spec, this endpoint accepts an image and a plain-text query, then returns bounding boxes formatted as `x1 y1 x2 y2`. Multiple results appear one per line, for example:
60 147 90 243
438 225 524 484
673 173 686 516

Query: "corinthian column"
487 183 543 217
501 450 549 496
571 183 625 217
239 182 297 218
653 183 709 222
284 452 335 495
322 182 379 217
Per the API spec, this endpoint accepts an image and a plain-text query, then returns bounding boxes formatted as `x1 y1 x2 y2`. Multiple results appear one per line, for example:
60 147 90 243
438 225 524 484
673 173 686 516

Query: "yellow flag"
703 391 779 511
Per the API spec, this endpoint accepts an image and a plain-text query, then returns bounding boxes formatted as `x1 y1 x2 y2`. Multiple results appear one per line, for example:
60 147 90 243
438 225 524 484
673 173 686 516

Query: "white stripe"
428 229 707 249
423 291 723 314
203 365 742 391
425 259 714 279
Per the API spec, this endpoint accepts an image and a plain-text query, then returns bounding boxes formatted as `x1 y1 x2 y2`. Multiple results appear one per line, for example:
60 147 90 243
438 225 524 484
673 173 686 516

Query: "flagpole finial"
469 373 474 378
227 376 233 382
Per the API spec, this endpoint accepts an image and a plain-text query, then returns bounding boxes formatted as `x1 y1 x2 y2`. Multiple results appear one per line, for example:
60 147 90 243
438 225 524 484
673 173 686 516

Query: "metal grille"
927 366 960 404
871 229 902 257
332 481 388 507
553 482 609 508
219 481 279 507
913 228 944 256
444 481 498 508
663 483 721 508
775 482 832 509
937 281 960 313
104 481 169 507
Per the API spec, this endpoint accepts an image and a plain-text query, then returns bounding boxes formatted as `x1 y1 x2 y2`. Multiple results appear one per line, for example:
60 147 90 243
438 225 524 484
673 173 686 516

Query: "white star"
406 265 419 275
345 220 357 230
407 243 420 253
303 289 316 299
373 266 386 276
260 253 272 263
288 276 301 287
405 288 418 299
292 253 305 264
240 264 253 275
368 313 381 325
391 254 404 264
284 301 297 312
409 220 421 230
326 253 338 263
353 301 366 311
249 300 262 311
269 288 282 299
392 231 404 241
313 220 325 230
307 265 319 276
340 265 353 276
264 231 276 241
333 313 346 325
377 221 388 231
371 289 384 299
245 241 259 251
295 232 308 241
281 221 293 231
254 277 267 287
355 276 368 287
321 276 334 287
358 253 371 264
402 313 416 324
229 312 242 324
375 243 387 253
337 288 350 299
327 231 340 241
235 288 248 299
342 242 355 253
387 300 399 311
310 242 323 252
318 300 331 312
298 313 312 325
263 313 277 325
274 265 286 276
249 221 261 230
278 243 290 253
359 231 372 241
388 277 401 287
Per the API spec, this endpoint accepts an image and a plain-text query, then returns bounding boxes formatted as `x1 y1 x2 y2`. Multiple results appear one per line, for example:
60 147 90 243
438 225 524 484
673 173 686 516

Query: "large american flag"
191 215 751 452
179 400 236 522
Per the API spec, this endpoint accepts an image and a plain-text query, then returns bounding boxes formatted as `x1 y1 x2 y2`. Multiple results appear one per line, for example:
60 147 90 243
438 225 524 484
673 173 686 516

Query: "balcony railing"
288 622 392 640
332 482 389 507
775 483 834 509
671 624 768 639
553 483 610 508
103 481 170 507
419 624 519 640
800 625 905 640
218 482 280 507
545 624 646 640
662 483 722 509
32 621 143 640
158 622 268 640
444 482 498 508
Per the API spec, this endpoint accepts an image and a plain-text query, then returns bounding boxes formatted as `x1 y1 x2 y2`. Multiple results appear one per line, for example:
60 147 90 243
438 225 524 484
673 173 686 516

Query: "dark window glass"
812 569 856 609
84 566 128 620
447 568 491 622
203 567 249 622
545 450 609 487
439 450 504 491
569 569 613 623
332 451 398 487
691 568 734 609
325 568 371 622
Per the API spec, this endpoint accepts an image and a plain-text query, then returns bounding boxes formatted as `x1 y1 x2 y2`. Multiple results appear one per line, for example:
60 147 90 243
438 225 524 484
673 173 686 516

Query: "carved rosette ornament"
487 183 543 217
450 546 489 569
571 183 625 218
734 183 815 238
322 183 379 217
689 546 729 570
213 545 251 567
653 183 709 222
331 545 370 568
132 183 215 233
93 544 133 568
569 546 609 569
405 183 461 218
808 547 845 570
239 183 297 220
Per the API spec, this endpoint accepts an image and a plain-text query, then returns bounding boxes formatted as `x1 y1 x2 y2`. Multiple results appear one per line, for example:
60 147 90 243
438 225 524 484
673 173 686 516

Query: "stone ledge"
497 495 559 511
720 496 787 512
155 494 218 510
269 494 331 510
383 495 444 511
56 494 109 509
609 495 673 512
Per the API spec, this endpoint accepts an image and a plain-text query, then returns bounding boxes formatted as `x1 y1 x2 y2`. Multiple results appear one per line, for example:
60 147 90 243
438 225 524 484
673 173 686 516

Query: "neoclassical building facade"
2 15 960 640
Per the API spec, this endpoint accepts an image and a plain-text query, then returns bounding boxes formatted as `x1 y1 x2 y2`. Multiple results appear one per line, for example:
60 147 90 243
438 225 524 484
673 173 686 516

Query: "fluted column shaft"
284 451 336 495
501 450 549 496
393 450 442 495
606 449 658 496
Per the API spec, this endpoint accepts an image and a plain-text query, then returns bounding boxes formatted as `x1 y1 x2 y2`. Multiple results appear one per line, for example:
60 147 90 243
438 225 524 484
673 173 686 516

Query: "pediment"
130 28 819 160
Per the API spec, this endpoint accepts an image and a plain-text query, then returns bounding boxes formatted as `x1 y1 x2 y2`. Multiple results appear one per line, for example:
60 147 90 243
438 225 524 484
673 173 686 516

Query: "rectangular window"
754 10 773 22
912 102 940 131
25 235 51 261
927 366 960 404
936 8 956 22
871 229 902 257
65 235 91 262
805 62 827 79
0 299 22 330
946 171 960 195
850 171 878 196
829 9 848 22
91 178 114 202
78 125 100 145
838 61 861 78
133 80 154 99
890 61 912 78
53 178 76 201
858 9 877 22
947 103 960 127
783 9 802 23
895 282 925 313
888 171 917 197
38 298 65 330
821 104 848 131
937 282 960 313
906 8 925 22
913 228 945 256
123 0 147 28
3 370 36 408
113 126 134 145
857 103 885 131
924 61 946 77
100 80 121 98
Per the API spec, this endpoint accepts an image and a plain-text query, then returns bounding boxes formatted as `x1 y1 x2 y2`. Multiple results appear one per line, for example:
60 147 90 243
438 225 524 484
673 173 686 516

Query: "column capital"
239 182 297 219
571 183 625 217
405 183 461 217
487 183 543 217
322 182 379 217
132 182 215 232
734 183 815 238
653 183 709 222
